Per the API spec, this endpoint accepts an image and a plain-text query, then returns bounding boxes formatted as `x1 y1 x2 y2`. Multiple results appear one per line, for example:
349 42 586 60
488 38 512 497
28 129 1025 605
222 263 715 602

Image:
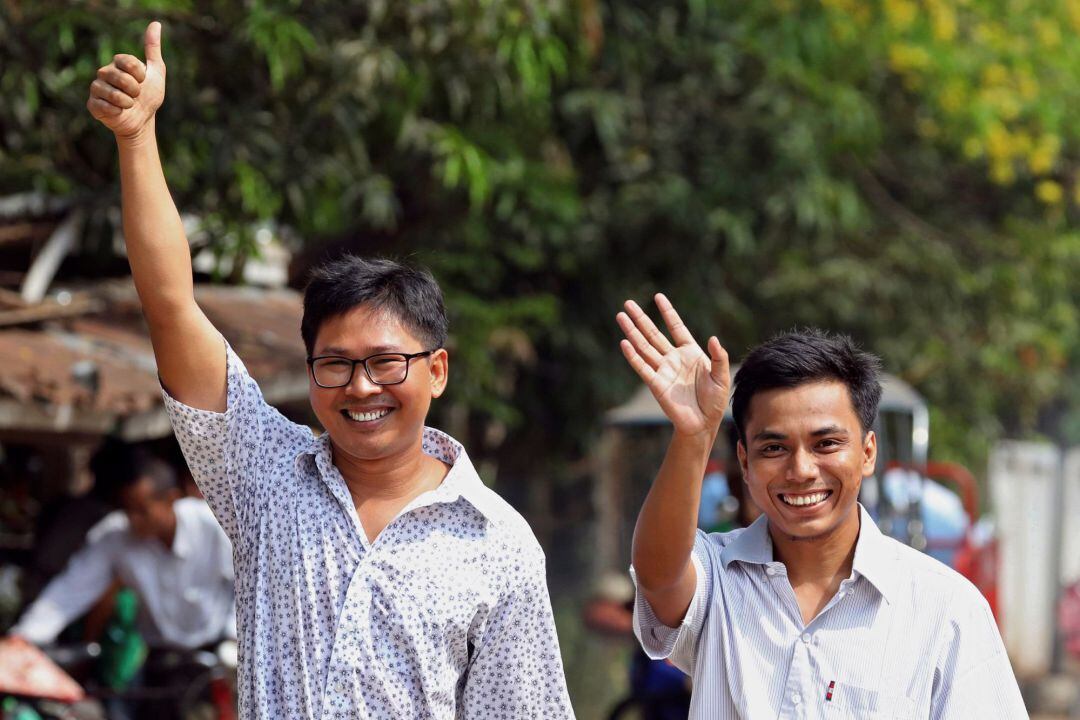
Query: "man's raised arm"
87 21 225 412
616 294 730 627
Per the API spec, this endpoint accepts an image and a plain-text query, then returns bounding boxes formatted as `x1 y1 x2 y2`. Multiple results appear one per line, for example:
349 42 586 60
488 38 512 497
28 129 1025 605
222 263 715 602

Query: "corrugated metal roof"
0 280 308 440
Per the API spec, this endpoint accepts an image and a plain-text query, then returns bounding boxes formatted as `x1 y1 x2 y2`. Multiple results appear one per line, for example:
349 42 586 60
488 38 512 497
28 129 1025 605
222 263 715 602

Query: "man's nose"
787 446 820 482
343 366 382 397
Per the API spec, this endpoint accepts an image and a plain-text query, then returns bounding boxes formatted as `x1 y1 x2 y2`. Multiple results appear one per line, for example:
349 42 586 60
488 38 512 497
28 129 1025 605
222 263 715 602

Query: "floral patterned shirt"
163 341 574 719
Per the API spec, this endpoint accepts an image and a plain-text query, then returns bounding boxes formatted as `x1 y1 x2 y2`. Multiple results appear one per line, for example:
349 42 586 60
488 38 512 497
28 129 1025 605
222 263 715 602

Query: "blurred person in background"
19 440 131 609
7 449 235 652
5 449 235 719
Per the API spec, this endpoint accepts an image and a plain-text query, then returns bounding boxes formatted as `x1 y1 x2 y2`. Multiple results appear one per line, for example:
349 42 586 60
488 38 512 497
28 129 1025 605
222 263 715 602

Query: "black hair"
129 449 179 497
300 255 448 355
90 440 177 501
731 329 882 444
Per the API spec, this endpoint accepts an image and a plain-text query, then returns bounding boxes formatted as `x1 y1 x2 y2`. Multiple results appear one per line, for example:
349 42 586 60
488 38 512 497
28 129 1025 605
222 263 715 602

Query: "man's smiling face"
308 303 447 465
737 380 877 542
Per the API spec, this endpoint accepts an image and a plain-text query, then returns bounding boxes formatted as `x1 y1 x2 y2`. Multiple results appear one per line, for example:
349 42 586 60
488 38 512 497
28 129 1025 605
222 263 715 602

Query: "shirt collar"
297 427 506 524
720 511 774 568
850 504 900 603
720 503 898 604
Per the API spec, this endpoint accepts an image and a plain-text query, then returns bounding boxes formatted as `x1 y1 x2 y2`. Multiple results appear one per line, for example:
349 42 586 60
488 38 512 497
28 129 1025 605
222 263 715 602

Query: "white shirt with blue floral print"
163 341 575 719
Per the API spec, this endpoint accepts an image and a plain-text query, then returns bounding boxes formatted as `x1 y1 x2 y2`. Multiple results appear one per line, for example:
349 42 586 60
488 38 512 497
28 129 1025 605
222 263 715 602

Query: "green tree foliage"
557 0 1080 470
1 0 1078 496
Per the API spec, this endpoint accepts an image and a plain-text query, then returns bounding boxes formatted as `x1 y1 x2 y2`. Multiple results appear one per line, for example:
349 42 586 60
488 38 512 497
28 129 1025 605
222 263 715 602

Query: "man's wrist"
672 425 719 447
115 120 157 151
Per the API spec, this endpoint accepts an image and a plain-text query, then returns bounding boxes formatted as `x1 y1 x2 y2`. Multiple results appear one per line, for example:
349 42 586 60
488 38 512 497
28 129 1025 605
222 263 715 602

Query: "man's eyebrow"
315 344 401 356
752 430 787 442
811 425 849 437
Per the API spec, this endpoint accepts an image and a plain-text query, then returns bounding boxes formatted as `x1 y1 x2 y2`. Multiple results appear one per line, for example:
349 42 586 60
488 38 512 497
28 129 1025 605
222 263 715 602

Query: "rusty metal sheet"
0 282 308 435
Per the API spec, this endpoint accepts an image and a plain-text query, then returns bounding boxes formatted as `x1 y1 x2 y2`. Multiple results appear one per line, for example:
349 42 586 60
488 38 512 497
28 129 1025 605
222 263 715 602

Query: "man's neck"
330 438 450 543
330 437 447 506
769 509 861 589
160 510 178 550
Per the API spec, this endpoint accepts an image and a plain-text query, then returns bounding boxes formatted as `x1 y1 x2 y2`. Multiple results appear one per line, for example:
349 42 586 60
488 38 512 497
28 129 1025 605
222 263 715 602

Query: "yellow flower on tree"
1036 180 1063 204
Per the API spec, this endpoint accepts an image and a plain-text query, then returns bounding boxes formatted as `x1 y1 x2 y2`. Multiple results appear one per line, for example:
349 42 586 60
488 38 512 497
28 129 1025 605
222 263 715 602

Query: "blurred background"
1 0 1079 717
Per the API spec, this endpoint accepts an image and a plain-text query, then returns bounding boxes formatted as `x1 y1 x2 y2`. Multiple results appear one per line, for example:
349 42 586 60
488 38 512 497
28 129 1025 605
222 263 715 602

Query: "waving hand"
617 294 730 437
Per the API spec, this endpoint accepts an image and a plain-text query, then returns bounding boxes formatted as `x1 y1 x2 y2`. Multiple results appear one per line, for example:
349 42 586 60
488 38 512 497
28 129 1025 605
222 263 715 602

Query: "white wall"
1061 448 1080 586
989 440 1059 678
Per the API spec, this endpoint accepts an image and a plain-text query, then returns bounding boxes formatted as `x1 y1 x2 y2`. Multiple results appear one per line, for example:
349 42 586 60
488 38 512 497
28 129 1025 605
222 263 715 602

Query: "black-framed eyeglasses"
307 350 437 388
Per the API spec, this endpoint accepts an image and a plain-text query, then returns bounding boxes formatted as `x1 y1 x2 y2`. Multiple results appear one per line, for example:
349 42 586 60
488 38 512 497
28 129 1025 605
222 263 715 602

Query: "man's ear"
737 440 749 477
862 430 878 477
429 348 448 398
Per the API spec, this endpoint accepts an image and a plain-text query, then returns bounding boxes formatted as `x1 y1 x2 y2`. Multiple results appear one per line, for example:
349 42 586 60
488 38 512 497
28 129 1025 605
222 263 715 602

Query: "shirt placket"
312 445 461 720
780 572 867 720
764 562 819 720
320 548 376 720
312 452 376 719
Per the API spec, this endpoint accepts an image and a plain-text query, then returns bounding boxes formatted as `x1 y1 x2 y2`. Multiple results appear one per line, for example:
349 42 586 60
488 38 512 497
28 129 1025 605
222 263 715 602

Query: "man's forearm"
631 429 714 591
117 120 195 320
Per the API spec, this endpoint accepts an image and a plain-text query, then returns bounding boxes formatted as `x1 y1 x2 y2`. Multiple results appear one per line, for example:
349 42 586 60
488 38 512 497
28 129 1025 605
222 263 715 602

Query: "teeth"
781 491 830 507
346 408 392 422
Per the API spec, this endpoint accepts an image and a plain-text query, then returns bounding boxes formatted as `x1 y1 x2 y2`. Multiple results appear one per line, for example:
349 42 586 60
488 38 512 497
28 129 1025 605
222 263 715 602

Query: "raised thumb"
144 21 164 64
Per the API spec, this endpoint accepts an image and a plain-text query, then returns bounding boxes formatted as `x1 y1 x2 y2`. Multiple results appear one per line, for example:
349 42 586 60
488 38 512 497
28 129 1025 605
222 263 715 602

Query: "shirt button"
792 692 802 705
801 633 811 644
336 681 348 694
766 566 778 576
838 590 847 599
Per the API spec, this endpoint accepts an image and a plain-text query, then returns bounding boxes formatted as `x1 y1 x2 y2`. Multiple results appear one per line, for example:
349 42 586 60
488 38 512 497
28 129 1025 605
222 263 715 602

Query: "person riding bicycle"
5 450 235 718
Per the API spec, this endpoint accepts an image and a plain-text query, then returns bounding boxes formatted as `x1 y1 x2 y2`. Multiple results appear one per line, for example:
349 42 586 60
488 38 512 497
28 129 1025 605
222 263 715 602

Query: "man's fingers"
616 312 664 370
98 66 140 97
623 299 675 355
707 336 730 387
654 293 695 347
90 79 135 109
113 54 146 83
619 339 658 386
144 21 164 65
87 97 122 117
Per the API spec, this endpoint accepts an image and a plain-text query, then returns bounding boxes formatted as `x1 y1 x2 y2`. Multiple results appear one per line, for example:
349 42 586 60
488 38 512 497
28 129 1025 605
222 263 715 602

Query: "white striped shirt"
632 505 1027 719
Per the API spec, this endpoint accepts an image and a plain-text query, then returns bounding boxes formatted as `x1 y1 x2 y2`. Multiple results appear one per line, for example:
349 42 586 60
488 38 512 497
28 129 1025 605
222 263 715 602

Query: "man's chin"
770 505 857 543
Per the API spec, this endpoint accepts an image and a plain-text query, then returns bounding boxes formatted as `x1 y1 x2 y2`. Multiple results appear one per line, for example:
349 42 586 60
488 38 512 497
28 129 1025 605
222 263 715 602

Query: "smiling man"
85 22 573 720
616 295 1026 719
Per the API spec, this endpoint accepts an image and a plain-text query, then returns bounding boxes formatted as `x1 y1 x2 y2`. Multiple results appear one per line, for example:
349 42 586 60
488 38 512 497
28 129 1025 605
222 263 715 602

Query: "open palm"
617 294 730 436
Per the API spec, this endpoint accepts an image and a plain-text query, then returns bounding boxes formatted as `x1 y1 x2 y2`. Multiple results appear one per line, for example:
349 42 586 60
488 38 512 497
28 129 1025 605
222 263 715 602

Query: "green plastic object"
96 588 147 690
1 696 44 720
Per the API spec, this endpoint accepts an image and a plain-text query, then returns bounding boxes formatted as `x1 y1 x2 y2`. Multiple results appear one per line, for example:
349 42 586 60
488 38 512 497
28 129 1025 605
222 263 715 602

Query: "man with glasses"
85 22 574 719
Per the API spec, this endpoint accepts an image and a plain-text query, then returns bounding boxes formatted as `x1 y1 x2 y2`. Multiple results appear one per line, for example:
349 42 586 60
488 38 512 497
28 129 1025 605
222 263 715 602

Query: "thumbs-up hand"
87 21 166 141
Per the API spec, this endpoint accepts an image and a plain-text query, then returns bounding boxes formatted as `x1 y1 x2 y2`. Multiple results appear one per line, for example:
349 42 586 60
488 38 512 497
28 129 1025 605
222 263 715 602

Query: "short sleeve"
162 339 310 547
631 530 714 674
460 544 575 718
